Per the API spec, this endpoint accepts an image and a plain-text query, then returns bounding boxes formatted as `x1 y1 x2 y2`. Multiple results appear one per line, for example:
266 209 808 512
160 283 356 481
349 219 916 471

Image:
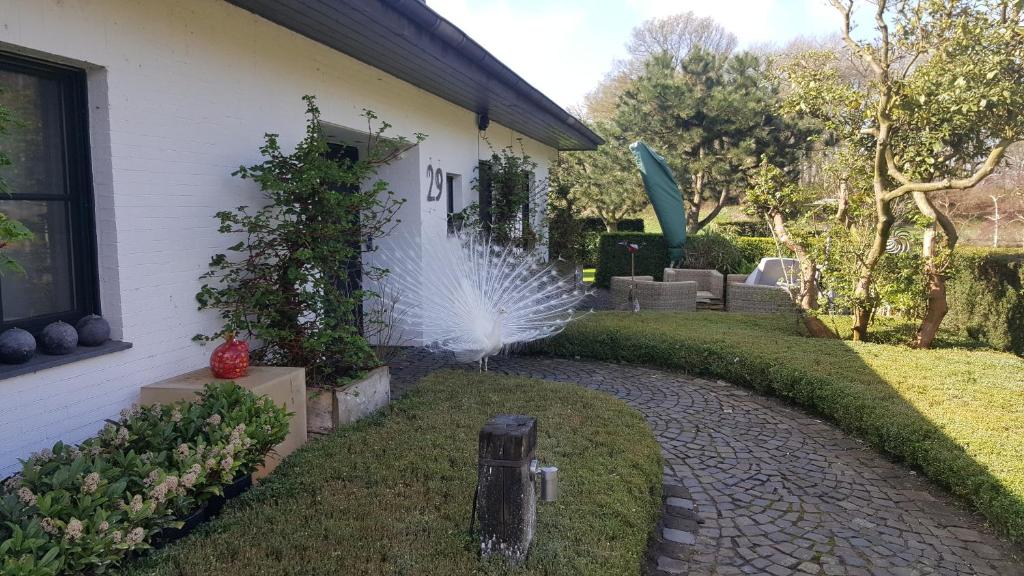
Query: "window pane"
0 69 66 197
0 200 73 321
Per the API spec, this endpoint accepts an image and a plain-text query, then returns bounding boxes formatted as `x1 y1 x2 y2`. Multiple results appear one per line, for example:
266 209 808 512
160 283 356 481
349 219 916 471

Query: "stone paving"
389 349 1024 576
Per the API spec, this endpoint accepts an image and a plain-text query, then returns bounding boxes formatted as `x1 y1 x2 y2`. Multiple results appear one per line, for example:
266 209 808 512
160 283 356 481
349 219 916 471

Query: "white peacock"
384 232 589 370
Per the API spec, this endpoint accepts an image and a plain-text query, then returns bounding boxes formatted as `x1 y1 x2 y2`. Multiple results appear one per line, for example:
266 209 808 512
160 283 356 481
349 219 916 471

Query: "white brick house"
0 0 599 475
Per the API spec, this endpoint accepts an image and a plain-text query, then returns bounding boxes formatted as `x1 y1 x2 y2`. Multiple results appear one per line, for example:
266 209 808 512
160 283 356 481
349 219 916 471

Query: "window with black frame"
0 53 97 334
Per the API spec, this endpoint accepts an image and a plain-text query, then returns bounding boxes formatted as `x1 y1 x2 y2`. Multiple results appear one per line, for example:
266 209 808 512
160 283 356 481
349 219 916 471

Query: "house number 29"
426 164 444 202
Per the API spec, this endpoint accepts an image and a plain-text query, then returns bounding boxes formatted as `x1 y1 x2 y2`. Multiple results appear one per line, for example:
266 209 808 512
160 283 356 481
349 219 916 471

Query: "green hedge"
682 231 759 275
534 311 1024 546
617 219 645 232
578 217 644 233
715 220 768 237
734 236 788 267
548 211 645 266
594 233 669 288
946 248 1024 355
596 233 787 287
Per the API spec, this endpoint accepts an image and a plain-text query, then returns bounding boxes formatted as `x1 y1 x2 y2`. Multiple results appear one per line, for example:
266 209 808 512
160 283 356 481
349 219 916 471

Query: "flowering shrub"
0 383 289 575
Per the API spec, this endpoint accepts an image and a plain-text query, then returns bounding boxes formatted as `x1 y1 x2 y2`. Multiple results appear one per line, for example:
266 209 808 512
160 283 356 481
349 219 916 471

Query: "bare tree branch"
883 139 1013 201
696 189 729 230
913 191 959 246
829 0 886 75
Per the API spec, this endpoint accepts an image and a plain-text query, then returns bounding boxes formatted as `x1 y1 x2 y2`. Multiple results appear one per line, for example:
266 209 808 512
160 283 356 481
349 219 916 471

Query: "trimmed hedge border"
535 312 1024 546
595 233 789 288
595 233 669 288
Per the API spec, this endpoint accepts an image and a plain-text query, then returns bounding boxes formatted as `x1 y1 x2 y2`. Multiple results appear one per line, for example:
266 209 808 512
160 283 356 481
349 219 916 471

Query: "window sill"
0 340 133 382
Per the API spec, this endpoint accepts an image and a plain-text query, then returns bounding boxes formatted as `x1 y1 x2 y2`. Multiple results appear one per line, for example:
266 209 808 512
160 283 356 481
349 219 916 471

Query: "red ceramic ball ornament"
210 333 249 379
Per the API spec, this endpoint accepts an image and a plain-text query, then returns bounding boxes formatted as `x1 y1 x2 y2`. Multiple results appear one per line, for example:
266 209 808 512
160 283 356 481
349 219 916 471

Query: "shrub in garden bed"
680 230 756 275
732 236 788 269
945 248 1024 355
0 383 288 575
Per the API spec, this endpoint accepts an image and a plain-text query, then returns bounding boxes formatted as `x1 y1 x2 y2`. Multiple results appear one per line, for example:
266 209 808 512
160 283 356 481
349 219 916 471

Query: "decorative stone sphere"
39 321 78 355
75 315 111 346
0 328 36 364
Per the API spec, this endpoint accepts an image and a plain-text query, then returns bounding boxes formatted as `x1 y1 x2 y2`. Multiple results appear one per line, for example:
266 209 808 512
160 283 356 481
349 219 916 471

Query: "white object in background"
745 258 801 287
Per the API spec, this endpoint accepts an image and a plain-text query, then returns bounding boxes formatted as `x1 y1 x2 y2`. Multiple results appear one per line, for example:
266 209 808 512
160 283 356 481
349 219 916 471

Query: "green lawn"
535 311 1024 545
821 313 991 349
129 371 662 576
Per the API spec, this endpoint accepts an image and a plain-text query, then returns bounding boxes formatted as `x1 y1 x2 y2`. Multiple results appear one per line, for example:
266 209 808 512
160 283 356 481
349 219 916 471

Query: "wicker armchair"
725 274 797 314
663 268 723 309
610 276 697 312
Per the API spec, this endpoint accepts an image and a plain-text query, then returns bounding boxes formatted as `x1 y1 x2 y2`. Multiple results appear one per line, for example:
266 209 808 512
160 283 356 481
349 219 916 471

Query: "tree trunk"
770 213 818 310
798 259 819 310
686 191 702 234
835 179 850 228
605 219 619 232
912 192 958 349
913 229 948 349
851 198 894 341
685 165 704 234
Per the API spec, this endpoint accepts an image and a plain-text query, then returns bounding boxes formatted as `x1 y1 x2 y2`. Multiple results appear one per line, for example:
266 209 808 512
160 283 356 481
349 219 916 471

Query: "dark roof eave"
225 0 603 151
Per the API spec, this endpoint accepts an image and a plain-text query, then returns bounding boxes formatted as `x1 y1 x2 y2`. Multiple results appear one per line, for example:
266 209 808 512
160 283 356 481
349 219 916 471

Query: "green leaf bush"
680 230 755 275
195 96 422 387
732 236 788 267
945 248 1024 355
0 383 289 575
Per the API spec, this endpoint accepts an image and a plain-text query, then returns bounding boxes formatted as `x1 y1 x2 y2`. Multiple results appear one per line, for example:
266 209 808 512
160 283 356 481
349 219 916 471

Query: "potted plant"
194 97 422 434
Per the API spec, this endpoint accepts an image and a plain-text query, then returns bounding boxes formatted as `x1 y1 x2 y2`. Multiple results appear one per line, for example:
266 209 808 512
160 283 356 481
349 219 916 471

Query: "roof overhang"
225 0 603 151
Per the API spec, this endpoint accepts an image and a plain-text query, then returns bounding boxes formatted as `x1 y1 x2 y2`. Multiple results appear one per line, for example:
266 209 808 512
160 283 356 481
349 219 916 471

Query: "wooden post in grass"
477 414 538 564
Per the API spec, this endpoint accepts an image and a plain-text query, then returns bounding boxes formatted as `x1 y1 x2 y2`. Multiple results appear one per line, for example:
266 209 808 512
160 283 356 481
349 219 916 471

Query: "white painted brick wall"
0 0 554 475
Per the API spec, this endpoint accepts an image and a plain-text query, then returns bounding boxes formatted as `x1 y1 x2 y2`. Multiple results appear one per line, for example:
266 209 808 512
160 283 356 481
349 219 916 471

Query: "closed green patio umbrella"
629 141 686 263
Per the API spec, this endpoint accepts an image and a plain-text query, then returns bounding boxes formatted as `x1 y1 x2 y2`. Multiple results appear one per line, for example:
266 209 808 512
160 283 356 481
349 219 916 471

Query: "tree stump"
477 414 537 563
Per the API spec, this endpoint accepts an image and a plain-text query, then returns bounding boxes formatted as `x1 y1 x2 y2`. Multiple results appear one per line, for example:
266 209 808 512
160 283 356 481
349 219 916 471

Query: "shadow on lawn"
535 311 1024 548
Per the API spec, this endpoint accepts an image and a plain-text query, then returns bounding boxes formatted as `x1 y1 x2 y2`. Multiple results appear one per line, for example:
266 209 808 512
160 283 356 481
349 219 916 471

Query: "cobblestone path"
389 349 1023 576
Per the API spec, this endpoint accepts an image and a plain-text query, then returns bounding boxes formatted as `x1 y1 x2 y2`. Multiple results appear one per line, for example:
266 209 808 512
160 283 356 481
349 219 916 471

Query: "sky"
427 0 847 111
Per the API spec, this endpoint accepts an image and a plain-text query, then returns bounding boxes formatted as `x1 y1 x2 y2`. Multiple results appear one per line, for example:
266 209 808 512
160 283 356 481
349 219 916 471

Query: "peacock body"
387 232 587 370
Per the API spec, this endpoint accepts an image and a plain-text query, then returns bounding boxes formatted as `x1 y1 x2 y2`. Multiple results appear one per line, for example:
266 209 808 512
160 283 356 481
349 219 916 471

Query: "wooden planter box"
307 366 391 435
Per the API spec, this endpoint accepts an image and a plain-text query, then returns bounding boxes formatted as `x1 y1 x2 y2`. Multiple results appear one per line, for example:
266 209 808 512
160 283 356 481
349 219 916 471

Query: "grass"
129 371 662 576
821 313 991 349
638 204 751 235
534 311 1024 545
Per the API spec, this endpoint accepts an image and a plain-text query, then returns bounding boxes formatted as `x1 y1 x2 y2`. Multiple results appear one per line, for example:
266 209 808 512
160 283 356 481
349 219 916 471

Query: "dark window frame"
0 52 98 335
445 172 457 235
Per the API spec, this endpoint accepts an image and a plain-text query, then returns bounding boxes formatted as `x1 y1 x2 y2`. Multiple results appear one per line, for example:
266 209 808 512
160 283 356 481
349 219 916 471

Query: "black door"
326 143 363 334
